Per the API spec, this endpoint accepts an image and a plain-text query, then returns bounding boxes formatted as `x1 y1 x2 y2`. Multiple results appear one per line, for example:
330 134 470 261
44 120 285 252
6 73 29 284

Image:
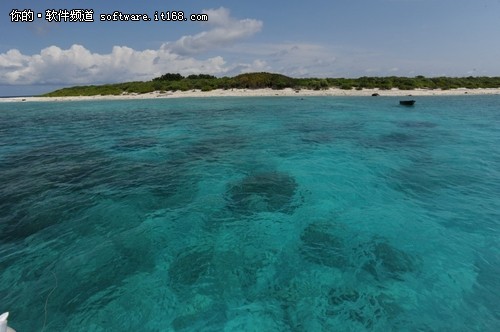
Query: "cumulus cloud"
0 44 228 85
164 7 263 55
231 59 271 75
268 44 336 76
0 7 263 85
224 43 337 77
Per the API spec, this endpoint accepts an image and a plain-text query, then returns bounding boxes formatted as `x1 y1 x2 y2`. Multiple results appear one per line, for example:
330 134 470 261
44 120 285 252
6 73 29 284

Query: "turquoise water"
0 96 499 331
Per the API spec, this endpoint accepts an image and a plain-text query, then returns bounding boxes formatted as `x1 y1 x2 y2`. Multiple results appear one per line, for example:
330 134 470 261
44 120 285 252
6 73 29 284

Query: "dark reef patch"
0 143 111 188
186 135 246 162
294 120 363 145
299 222 348 268
112 136 159 150
210 250 266 297
469 250 500 321
0 197 93 243
391 160 478 199
298 222 420 281
168 245 214 290
360 131 424 150
379 132 417 146
0 144 110 242
328 287 360 306
361 240 418 281
327 288 402 329
55 228 156 315
226 171 298 215
396 121 437 129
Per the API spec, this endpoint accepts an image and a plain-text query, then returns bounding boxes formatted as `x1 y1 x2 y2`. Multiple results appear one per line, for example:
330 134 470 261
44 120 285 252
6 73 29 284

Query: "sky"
1 0 500 95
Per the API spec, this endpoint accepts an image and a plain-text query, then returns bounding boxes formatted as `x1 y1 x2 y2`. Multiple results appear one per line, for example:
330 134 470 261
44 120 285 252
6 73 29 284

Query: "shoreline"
1 87 500 102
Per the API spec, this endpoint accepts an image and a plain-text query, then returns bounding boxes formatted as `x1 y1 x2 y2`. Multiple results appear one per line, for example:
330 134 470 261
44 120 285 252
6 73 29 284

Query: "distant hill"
42 72 500 97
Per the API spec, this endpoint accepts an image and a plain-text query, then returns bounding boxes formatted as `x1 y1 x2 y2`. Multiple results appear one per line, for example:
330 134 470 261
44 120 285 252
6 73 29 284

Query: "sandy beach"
1 87 500 102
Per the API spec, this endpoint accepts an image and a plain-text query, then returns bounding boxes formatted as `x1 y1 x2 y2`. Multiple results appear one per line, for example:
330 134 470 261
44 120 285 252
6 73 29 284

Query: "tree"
152 73 184 81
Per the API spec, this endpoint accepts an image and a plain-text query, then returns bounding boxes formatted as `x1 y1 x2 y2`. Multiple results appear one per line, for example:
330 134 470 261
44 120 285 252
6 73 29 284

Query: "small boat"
0 312 16 332
399 100 415 106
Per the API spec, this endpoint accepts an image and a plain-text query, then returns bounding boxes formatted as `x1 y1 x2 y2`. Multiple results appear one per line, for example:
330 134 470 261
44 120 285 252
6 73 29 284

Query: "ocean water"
0 96 499 331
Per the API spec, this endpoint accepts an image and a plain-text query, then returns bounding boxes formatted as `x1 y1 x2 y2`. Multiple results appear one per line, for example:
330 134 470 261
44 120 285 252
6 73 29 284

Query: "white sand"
1 87 499 103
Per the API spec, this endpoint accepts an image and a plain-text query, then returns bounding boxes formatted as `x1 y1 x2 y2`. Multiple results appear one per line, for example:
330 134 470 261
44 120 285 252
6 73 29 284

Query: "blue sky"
1 0 500 95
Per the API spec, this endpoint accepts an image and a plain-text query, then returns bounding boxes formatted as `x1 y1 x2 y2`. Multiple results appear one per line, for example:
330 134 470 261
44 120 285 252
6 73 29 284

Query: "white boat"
0 312 16 332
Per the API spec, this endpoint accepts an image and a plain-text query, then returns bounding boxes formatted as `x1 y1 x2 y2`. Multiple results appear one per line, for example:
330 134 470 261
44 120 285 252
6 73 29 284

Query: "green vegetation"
42 72 500 97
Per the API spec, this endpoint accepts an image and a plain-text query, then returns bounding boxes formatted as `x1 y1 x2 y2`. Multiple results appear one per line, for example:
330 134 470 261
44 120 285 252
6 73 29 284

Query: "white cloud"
164 7 263 55
0 44 228 85
0 7 265 86
232 59 271 74
223 43 337 77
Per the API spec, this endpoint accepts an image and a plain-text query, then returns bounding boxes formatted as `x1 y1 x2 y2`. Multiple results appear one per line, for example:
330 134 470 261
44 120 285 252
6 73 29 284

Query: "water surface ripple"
0 96 499 331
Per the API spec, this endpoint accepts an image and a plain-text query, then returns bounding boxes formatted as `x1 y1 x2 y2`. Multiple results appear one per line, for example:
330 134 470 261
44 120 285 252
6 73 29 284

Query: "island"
2 72 500 102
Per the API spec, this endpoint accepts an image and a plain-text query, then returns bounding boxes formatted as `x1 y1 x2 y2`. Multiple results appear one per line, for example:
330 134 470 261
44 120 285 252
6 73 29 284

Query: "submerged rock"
362 240 418 281
397 121 437 129
327 288 401 330
55 230 156 315
227 171 298 215
168 246 214 288
470 250 500 320
379 132 416 146
171 301 226 331
299 222 347 268
294 120 363 144
113 136 158 150
187 136 246 162
328 287 360 306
